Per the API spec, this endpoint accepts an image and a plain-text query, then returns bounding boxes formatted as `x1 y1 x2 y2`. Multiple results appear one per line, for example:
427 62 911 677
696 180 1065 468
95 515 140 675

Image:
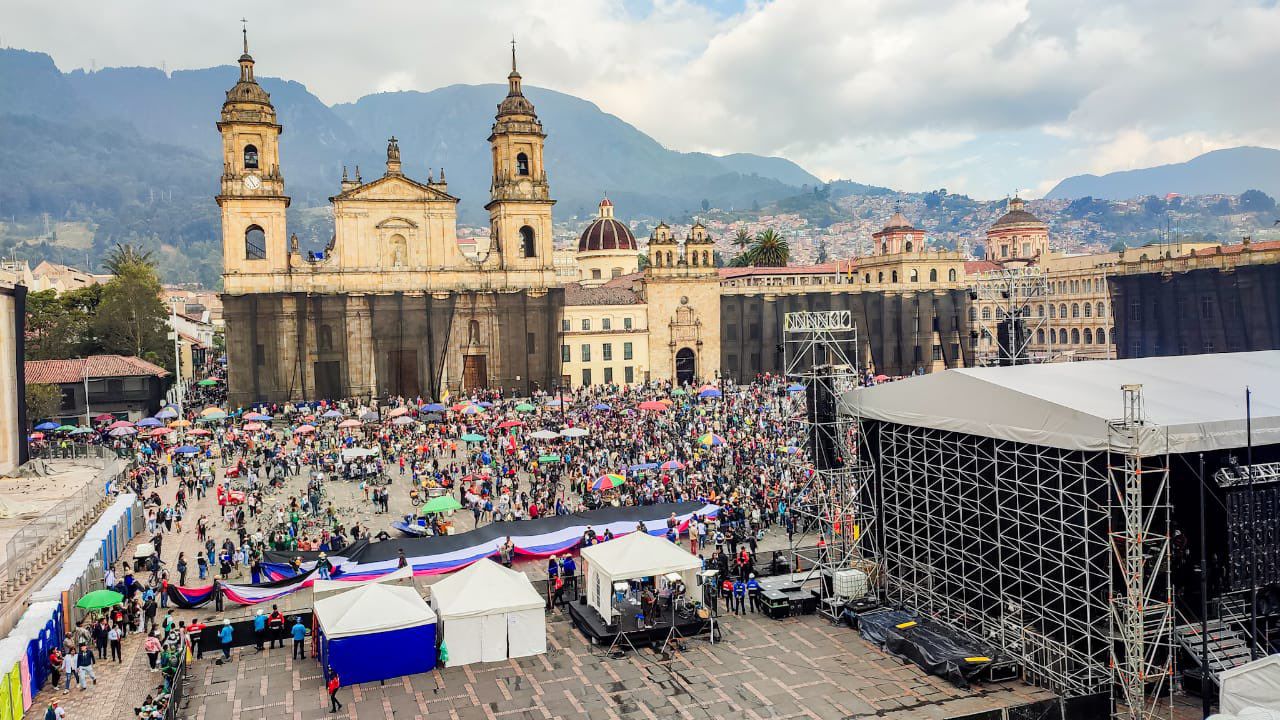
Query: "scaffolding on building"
1107 384 1174 720
783 310 878 618
971 266 1050 366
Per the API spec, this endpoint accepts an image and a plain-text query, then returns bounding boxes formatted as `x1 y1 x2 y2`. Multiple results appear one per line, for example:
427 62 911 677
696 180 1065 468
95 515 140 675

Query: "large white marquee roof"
844 351 1280 456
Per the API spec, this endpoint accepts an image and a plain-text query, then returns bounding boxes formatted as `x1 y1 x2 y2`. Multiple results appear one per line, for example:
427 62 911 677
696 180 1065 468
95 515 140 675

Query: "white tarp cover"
844 351 1280 456
1220 654 1280 714
314 583 436 639
428 559 546 666
311 566 414 599
580 532 701 620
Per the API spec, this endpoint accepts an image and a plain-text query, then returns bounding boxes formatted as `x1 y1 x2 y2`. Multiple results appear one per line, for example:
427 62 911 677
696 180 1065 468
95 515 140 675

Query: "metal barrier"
163 644 188 720
29 444 116 461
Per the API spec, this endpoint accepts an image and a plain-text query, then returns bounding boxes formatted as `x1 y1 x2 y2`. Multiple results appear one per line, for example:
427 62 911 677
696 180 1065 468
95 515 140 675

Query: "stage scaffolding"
783 310 878 615
866 383 1174 718
971 266 1049 366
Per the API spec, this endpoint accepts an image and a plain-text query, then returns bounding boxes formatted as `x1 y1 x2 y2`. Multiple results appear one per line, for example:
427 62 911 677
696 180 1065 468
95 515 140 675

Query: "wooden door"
462 354 487 391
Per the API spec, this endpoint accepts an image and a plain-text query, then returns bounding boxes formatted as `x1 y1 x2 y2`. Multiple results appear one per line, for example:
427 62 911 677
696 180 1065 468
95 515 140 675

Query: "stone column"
345 294 377 399
276 295 300 401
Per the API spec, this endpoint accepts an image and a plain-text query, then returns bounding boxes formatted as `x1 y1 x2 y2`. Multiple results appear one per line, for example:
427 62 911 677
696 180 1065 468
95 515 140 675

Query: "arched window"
1083 303 1092 318
981 307 992 320
690 252 699 267
1049 304 1056 319
909 269 919 282
244 144 259 170
1058 329 1068 344
1084 328 1093 344
467 320 481 345
1096 302 1105 318
1059 303 1067 318
652 253 661 267
1071 328 1081 344
702 250 709 266
891 270 898 283
864 273 871 283
1108 327 1114 344
1037 329 1045 344
1037 304 1045 317
948 269 956 282
519 226 536 258
1071 303 1080 318
905 240 913 252
877 272 884 283
929 268 938 282
591 269 602 280
245 225 266 260
1098 327 1106 345
666 251 673 266
516 153 529 176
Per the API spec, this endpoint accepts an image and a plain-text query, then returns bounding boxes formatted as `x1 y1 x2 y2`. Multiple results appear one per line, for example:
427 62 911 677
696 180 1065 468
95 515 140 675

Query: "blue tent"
314 584 436 686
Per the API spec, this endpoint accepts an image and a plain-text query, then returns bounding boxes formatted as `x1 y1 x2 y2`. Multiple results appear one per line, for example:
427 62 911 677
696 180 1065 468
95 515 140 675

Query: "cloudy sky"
9 0 1280 198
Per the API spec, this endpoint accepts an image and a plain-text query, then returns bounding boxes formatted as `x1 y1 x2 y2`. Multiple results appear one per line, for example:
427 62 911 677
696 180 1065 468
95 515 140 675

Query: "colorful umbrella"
198 412 226 423
420 496 463 515
174 445 200 455
592 403 611 411
69 427 94 435
386 408 408 418
450 403 470 412
200 406 225 416
460 433 486 443
28 432 44 440
76 589 124 611
106 420 133 430
697 433 727 447
243 412 271 421
360 411 379 422
460 404 484 415
638 401 667 411
530 429 559 440
660 460 684 471
197 379 219 387
34 421 58 431
698 387 722 399
55 425 77 432
169 419 191 428
108 427 136 437
155 408 178 420
497 420 523 429
671 388 687 396
92 413 115 423
187 428 212 437
338 419 362 429
537 454 561 464
323 409 345 419
149 427 173 437
477 401 494 408
591 474 627 492
294 424 317 435
560 427 588 438
391 416 416 426
420 403 446 412
515 403 536 412
136 417 162 428
242 422 265 431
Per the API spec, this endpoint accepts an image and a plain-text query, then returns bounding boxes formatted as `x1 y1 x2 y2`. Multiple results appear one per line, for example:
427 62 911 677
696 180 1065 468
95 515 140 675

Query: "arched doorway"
675 347 696 385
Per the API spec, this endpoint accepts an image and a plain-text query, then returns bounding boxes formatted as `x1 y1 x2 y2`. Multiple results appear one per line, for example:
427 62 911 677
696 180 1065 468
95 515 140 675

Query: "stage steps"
1175 618 1254 678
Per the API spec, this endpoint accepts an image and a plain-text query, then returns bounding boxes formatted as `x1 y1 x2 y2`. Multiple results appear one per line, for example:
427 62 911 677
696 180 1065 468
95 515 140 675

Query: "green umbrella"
197 379 219 387
76 589 124 611
56 425 78 432
420 496 463 515
460 433 486 443
538 454 561 464
515 403 536 412
671 389 687 396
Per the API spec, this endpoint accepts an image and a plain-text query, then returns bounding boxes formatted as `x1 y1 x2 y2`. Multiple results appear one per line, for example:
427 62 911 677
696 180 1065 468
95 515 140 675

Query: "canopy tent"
1220 654 1280 714
429 559 545 666
844 351 1280 457
314 584 436 686
311 566 414 600
579 532 700 622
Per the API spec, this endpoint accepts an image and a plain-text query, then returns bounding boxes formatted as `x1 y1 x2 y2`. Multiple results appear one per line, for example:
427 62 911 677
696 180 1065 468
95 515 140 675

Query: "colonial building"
1111 238 1280 358
219 39 562 404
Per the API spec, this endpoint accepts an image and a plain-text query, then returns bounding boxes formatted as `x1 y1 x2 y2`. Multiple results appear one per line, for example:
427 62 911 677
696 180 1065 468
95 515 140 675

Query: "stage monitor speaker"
995 317 1029 367
806 364 844 471
1225 483 1280 592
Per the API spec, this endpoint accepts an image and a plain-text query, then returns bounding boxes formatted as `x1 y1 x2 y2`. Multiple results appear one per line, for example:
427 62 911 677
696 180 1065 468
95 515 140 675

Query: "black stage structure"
844 351 1280 720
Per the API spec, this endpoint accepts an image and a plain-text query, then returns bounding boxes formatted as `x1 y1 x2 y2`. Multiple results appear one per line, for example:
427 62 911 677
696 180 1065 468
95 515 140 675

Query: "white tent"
1220 654 1280 714
429 559 545 666
579 532 701 621
844 351 1280 456
312 566 415 600
314 583 436 639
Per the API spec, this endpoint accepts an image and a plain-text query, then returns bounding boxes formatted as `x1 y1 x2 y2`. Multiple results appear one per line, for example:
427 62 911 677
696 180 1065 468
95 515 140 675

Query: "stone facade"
219 41 562 404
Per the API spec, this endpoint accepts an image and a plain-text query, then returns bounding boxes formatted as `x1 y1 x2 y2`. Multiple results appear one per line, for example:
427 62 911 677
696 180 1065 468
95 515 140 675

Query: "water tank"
833 569 869 599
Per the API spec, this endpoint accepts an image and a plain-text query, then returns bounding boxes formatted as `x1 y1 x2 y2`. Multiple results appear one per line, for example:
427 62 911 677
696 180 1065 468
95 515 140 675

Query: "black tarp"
858 609 996 688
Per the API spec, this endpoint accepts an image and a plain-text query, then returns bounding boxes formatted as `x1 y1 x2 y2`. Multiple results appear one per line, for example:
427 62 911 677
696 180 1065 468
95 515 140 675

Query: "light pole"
170 300 185 438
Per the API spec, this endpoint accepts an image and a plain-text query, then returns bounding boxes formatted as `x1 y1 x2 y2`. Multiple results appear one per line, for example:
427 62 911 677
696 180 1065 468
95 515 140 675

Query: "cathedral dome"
991 197 1045 228
578 198 637 253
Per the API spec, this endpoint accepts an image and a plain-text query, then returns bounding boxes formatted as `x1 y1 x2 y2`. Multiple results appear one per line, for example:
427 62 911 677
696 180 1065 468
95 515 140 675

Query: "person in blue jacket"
746 573 761 613
219 619 234 660
291 617 308 659
252 610 266 651
732 578 747 615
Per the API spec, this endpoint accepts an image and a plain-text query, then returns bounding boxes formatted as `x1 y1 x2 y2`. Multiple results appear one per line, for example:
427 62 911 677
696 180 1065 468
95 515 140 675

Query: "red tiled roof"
964 260 1001 274
25 355 170 385
1188 240 1280 256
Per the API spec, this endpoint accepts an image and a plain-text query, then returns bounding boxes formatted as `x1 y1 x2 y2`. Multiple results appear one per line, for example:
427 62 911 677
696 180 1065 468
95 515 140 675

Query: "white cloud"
6 0 1280 198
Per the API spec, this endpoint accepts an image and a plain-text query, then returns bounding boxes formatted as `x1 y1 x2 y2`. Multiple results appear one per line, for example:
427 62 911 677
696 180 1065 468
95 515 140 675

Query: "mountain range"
1045 147 1280 201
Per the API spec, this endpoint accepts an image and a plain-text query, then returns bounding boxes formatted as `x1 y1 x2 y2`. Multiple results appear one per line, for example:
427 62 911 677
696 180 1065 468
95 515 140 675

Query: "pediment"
331 175 459 204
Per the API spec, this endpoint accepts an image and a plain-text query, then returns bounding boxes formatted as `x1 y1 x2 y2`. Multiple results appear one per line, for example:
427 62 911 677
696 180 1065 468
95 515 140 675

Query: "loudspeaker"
806 364 844 471
995 317 1029 366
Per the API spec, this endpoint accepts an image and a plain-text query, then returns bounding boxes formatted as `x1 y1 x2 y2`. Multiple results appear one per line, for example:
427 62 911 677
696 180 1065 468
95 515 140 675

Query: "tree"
1239 189 1276 214
94 244 170 369
815 236 829 264
732 227 751 252
25 285 101 360
101 243 156 275
1211 197 1234 216
747 228 790 267
1141 196 1166 216
1109 239 1127 253
637 253 649 270
25 383 61 423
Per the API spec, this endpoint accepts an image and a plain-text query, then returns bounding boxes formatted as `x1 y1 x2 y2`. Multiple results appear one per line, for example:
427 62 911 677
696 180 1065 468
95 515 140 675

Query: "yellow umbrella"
168 419 191 428
200 406 225 416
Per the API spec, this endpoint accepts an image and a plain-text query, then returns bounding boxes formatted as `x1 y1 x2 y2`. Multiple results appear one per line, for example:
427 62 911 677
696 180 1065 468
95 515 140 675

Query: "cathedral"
219 39 563 405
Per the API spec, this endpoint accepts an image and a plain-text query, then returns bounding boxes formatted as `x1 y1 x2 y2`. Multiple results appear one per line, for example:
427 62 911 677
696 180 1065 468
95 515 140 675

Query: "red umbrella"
29 432 44 440
498 420 523 429
106 420 133 430
93 413 114 423
638 400 667 411
450 403 470 412
149 427 173 437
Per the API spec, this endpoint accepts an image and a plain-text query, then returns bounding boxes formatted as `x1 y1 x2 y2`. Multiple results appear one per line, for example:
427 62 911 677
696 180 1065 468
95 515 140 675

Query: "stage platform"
567 599 718 648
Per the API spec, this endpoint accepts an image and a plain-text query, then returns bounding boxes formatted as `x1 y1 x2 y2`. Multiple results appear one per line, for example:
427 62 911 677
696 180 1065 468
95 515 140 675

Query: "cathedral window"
516 153 529 176
520 226 536 257
929 268 937 282
864 273 870 284
245 225 267 260
666 251 673 266
591 269 602 280
467 320 480 346
691 252 699 267
909 269 919 282
702 251 709 266
905 240 913 252
948 268 957 282
244 144 259 170
891 270 898 283
877 272 883 283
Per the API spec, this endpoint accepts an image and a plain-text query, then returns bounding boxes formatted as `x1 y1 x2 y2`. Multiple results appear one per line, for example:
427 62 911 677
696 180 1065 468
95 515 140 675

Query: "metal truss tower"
971 266 1050 366
1107 384 1174 720
783 310 878 616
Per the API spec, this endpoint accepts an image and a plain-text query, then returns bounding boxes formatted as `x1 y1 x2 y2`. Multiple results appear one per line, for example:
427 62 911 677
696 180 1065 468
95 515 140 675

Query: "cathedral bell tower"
218 26 290 283
485 43 555 280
